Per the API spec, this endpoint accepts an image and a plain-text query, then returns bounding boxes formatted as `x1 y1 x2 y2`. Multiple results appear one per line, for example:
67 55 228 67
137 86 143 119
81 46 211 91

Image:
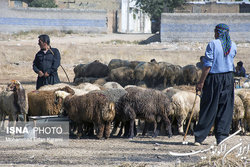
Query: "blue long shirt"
203 39 237 73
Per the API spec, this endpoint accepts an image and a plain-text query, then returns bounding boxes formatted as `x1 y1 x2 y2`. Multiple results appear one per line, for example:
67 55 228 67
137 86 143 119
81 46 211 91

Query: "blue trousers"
194 72 234 144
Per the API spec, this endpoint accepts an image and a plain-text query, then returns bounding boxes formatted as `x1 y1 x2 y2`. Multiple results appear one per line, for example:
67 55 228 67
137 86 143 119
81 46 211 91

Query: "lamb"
170 90 200 134
0 80 28 128
55 90 116 139
117 86 173 138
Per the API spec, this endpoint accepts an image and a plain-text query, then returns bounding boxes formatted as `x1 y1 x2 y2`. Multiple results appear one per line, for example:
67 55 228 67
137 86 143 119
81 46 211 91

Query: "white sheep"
102 82 124 90
170 90 200 134
0 80 28 129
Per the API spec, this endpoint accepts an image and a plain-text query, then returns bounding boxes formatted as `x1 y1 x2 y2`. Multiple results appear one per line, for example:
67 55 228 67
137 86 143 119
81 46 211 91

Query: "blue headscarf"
215 23 231 56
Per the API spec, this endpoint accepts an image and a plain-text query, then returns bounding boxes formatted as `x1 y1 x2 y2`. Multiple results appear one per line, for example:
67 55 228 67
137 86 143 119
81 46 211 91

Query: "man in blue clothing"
194 24 237 146
33 34 61 90
235 61 246 77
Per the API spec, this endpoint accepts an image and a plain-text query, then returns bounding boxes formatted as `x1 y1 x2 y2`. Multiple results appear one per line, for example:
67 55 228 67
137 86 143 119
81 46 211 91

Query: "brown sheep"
28 90 63 116
28 86 75 116
235 88 250 132
108 67 135 86
182 64 201 85
108 59 131 70
55 90 115 139
134 62 160 87
232 93 245 134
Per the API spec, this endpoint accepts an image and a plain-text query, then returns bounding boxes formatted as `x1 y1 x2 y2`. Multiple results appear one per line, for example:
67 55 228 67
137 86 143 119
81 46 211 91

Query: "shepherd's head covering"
215 23 231 56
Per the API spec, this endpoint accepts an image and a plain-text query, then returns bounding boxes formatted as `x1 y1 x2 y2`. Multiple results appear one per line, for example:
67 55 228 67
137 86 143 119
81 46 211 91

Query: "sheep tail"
102 102 115 122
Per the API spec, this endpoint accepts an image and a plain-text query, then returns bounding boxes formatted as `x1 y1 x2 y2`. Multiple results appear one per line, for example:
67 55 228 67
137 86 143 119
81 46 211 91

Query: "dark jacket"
33 48 61 89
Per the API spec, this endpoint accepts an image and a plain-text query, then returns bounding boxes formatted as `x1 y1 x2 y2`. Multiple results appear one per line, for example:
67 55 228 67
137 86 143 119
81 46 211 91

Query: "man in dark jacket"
33 34 61 90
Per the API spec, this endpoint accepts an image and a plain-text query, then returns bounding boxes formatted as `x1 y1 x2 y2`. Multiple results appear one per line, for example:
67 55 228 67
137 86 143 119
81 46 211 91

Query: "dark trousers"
194 72 234 144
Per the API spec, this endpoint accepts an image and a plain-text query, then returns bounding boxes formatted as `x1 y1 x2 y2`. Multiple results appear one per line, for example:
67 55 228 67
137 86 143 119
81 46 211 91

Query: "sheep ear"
109 102 115 111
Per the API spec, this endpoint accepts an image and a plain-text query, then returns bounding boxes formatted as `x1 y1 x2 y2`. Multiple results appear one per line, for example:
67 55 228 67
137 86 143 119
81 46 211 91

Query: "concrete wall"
161 13 250 42
120 0 151 33
0 0 107 34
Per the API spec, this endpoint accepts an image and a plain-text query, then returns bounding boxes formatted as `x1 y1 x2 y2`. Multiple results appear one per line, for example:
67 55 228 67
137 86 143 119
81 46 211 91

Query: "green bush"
28 0 57 8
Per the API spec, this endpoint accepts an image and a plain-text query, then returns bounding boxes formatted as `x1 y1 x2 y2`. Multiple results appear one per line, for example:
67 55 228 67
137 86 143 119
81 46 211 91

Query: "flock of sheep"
0 59 249 140
73 59 202 88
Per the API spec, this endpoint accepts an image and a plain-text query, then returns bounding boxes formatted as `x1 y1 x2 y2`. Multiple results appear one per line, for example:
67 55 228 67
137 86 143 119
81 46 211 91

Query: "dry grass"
192 154 248 167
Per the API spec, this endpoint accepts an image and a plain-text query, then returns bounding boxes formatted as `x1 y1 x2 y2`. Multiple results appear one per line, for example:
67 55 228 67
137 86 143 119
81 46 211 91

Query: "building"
175 0 250 13
120 0 151 33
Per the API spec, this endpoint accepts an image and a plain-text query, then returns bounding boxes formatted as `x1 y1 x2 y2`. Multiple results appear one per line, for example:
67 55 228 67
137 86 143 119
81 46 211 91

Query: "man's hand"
38 71 44 77
44 72 49 77
196 81 204 93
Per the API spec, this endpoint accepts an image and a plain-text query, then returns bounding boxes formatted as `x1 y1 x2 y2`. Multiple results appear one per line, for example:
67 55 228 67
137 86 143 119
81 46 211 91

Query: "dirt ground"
0 32 249 166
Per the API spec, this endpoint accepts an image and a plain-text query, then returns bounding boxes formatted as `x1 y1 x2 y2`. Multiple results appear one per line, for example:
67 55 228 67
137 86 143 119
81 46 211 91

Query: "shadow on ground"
139 33 160 45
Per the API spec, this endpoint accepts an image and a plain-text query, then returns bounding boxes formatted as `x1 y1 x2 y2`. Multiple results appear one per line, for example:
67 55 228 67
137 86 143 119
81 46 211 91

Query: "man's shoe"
194 142 201 146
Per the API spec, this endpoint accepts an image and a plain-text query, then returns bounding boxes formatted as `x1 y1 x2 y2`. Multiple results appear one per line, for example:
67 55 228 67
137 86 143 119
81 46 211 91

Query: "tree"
136 0 185 33
26 0 57 8
136 0 185 19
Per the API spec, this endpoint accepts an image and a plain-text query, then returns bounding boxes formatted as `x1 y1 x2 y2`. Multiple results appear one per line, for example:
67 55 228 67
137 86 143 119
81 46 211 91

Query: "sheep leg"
96 123 105 139
152 120 160 138
128 119 135 139
77 123 84 138
104 121 111 139
117 122 125 137
163 78 167 88
69 121 78 137
142 121 149 136
111 120 120 136
124 121 137 138
85 123 94 137
238 119 245 135
0 113 6 130
9 113 17 129
162 115 172 138
177 116 185 135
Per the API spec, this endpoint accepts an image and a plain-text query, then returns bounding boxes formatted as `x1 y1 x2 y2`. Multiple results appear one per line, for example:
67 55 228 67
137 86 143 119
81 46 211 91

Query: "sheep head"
102 102 115 122
6 80 28 121
55 90 71 103
6 80 21 91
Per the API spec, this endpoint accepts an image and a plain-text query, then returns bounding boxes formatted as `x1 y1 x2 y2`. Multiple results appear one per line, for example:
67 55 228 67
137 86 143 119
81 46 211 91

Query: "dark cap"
38 34 50 45
237 61 243 67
